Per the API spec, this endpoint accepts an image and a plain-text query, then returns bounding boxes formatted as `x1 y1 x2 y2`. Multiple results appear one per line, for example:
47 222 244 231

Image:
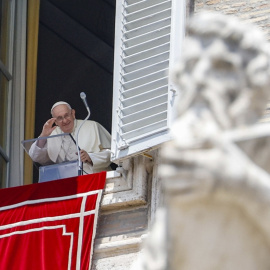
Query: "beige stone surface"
93 252 140 270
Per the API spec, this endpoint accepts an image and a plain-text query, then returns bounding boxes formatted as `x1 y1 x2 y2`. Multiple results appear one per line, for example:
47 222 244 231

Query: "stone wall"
194 0 270 40
92 155 152 270
193 0 270 120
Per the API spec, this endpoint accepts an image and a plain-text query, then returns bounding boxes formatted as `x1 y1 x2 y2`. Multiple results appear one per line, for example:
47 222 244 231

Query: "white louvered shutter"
111 0 186 162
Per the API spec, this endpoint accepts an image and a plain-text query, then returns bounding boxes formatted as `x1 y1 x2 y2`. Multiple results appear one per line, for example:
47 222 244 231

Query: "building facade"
1 0 270 269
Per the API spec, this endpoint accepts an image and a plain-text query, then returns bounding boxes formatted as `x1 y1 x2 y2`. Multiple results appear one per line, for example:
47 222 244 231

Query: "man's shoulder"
77 119 98 127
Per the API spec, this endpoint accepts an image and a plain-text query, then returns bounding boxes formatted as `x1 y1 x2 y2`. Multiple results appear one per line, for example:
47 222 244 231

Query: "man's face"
52 105 75 133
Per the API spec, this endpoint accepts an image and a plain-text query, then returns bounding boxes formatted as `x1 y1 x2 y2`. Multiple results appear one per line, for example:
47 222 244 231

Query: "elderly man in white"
29 101 112 174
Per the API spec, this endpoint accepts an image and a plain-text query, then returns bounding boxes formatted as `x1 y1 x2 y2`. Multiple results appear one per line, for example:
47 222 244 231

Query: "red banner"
0 172 106 270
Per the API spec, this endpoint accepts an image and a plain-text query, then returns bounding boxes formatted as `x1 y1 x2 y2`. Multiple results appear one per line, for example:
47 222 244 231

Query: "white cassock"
29 119 112 174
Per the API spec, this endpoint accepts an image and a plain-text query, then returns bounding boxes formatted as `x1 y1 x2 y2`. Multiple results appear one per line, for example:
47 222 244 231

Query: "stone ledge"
94 234 147 259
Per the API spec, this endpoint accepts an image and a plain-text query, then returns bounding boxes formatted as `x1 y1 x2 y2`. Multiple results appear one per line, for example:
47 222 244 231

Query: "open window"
29 0 186 182
33 0 186 163
111 0 186 162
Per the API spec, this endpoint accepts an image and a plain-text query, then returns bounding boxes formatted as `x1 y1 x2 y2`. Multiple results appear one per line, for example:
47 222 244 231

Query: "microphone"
80 92 90 110
77 92 91 176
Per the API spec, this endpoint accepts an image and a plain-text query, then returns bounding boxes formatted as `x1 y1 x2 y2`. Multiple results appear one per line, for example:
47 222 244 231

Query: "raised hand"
40 118 57 137
36 118 57 148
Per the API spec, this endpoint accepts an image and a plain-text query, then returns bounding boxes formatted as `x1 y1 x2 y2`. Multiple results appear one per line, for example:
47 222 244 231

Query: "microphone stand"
76 106 90 176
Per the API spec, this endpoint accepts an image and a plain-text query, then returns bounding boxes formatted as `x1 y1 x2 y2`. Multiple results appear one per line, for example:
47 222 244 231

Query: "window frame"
0 0 16 188
0 0 27 188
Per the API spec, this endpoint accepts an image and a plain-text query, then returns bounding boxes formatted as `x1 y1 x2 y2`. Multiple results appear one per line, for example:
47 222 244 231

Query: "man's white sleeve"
29 141 51 165
89 149 111 171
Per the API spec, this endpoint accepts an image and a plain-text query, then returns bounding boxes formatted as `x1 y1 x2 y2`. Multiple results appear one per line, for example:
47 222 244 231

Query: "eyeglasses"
55 112 72 123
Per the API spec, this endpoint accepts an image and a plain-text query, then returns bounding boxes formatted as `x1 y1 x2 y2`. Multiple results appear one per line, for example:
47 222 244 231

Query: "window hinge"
118 139 129 150
170 88 177 97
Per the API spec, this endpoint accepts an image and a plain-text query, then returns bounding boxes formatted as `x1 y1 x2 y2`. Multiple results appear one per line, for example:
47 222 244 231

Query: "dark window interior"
35 0 116 137
33 0 116 181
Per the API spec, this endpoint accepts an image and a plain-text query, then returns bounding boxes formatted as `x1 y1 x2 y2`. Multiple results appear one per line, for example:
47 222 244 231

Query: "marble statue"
132 11 270 270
